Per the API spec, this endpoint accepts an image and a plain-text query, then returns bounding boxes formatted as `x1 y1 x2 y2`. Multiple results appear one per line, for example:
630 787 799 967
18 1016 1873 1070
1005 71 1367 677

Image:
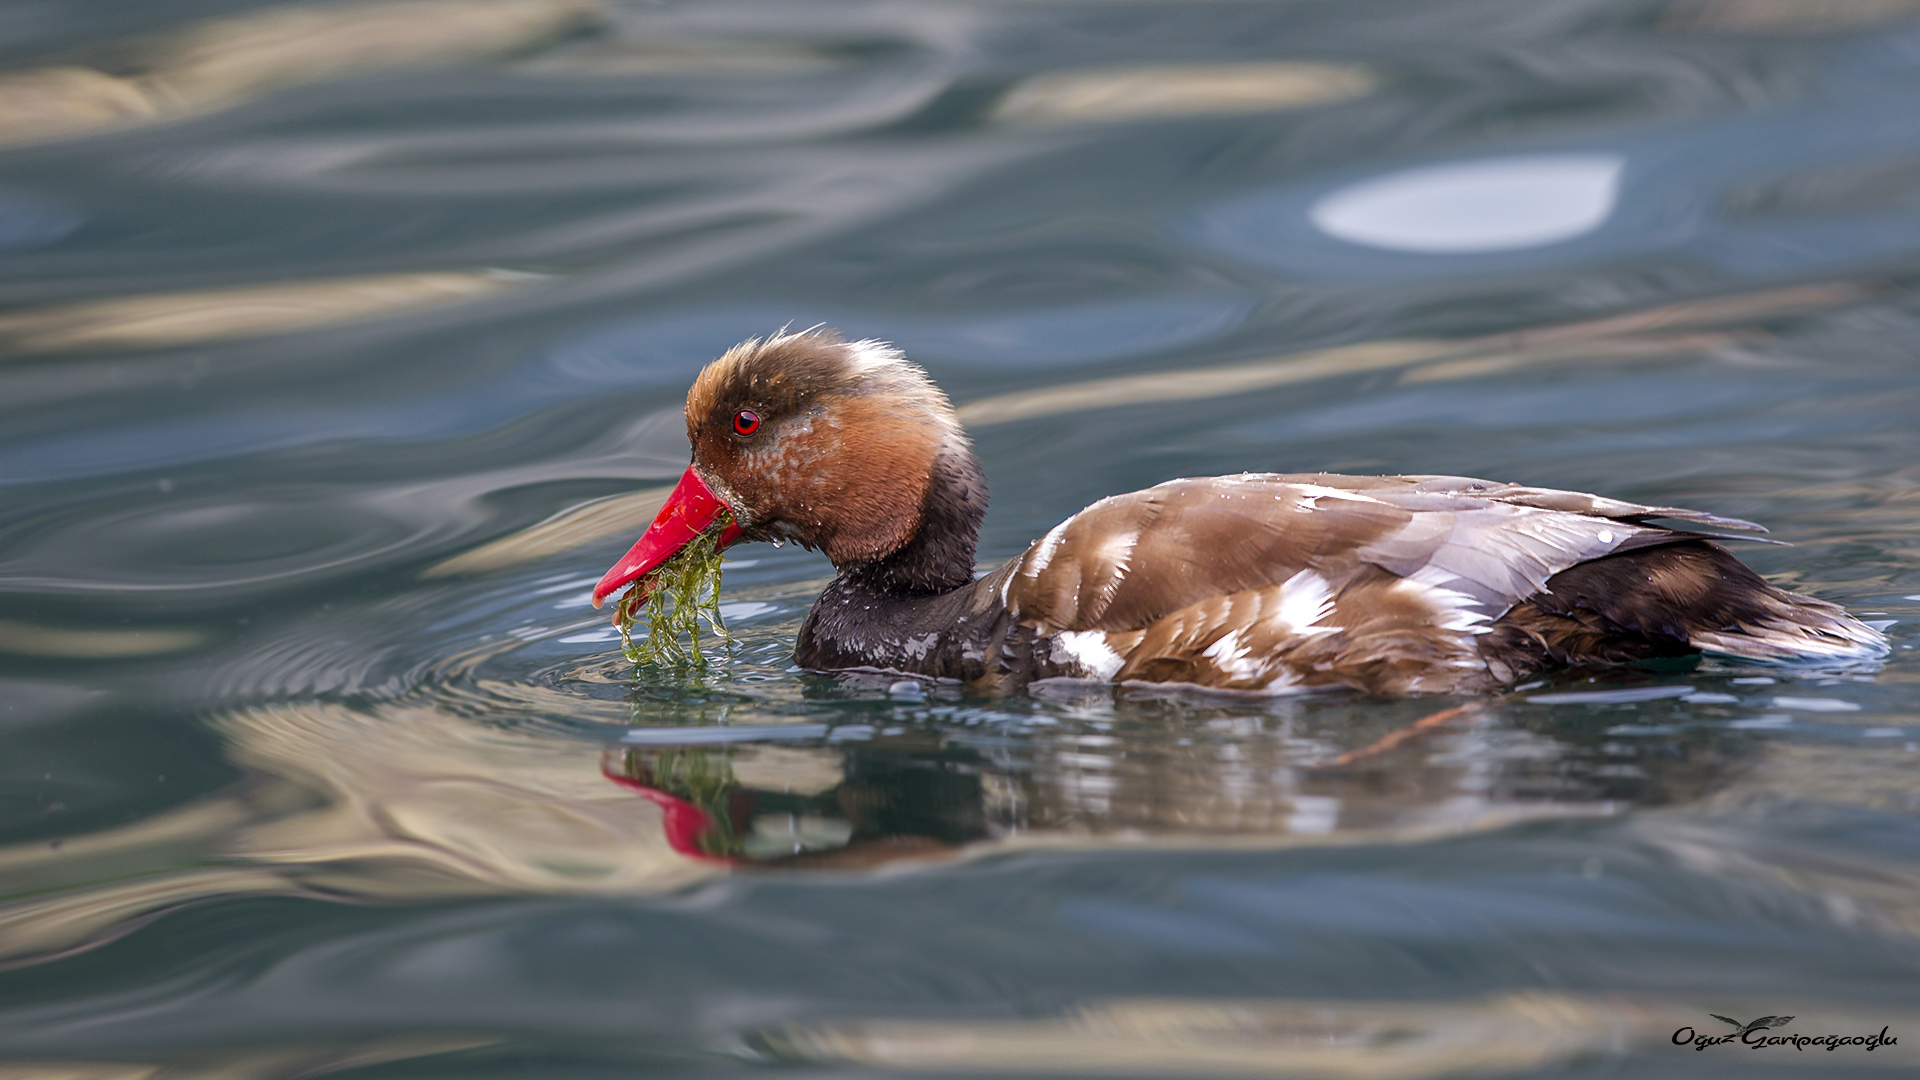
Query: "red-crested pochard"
591 329 1886 694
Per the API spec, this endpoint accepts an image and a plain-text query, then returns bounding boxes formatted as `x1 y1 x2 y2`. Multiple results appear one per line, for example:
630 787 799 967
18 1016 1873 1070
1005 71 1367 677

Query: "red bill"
591 467 743 610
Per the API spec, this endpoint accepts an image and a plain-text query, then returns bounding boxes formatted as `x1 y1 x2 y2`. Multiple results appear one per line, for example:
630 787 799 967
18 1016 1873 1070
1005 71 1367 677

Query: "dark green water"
3 0 1920 1076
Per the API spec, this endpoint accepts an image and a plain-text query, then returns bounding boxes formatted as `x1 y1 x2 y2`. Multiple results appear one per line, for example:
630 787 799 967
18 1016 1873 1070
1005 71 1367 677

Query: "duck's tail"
1685 576 1889 663
1488 540 1887 674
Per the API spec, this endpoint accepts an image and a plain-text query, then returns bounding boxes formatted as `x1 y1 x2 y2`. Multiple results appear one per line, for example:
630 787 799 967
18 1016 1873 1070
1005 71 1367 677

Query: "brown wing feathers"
1103 564 1490 694
1004 473 1884 693
1008 473 1651 639
1007 476 1408 634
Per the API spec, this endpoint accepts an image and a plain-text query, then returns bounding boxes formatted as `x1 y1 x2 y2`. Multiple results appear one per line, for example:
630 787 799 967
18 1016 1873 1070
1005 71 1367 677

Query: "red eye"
732 409 761 436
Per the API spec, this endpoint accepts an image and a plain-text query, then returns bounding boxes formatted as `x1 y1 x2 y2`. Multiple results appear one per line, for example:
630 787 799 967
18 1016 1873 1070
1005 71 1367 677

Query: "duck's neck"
794 441 1008 684
837 438 987 597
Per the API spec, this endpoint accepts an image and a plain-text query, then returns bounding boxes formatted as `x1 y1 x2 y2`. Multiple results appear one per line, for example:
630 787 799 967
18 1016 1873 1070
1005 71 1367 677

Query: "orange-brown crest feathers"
682 328 966 567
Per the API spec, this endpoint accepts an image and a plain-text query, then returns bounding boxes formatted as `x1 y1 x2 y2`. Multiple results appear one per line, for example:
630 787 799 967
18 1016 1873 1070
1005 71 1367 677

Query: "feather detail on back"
1008 474 1661 636
1007 473 1885 693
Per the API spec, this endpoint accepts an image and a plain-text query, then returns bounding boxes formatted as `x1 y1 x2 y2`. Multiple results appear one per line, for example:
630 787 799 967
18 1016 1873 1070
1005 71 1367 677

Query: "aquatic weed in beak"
613 511 736 667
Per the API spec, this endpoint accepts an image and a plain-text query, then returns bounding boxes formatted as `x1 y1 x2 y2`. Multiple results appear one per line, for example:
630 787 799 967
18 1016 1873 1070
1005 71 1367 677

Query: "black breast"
795 562 1069 691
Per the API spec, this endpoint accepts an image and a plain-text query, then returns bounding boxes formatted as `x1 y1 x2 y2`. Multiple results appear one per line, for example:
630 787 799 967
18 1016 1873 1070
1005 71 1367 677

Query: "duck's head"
592 328 983 608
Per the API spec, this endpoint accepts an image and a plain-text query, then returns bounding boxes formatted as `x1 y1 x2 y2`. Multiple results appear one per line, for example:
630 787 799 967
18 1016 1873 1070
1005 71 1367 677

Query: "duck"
591 328 1886 695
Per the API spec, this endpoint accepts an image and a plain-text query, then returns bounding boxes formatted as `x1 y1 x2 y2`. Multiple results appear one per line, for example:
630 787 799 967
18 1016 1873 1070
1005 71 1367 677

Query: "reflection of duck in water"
592 329 1884 695
603 704 1745 868
605 741 988 867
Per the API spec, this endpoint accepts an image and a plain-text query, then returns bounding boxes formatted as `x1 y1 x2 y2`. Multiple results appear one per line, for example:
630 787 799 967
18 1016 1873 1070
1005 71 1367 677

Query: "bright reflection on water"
1309 155 1625 253
3 0 1920 1077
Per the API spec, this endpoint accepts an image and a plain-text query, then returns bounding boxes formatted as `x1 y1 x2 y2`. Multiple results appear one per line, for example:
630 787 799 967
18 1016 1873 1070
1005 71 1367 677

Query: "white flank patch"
1052 629 1125 680
1097 529 1138 576
1276 569 1338 636
1290 483 1384 508
1023 519 1073 577
1201 628 1265 682
1397 567 1494 634
1090 529 1139 608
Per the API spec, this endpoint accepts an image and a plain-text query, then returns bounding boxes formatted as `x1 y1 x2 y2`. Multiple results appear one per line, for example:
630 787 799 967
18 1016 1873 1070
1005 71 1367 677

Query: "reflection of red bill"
591 467 743 613
602 765 741 865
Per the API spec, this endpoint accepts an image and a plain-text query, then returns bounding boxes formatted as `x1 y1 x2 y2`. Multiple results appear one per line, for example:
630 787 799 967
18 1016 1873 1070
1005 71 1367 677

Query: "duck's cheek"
748 422 828 496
